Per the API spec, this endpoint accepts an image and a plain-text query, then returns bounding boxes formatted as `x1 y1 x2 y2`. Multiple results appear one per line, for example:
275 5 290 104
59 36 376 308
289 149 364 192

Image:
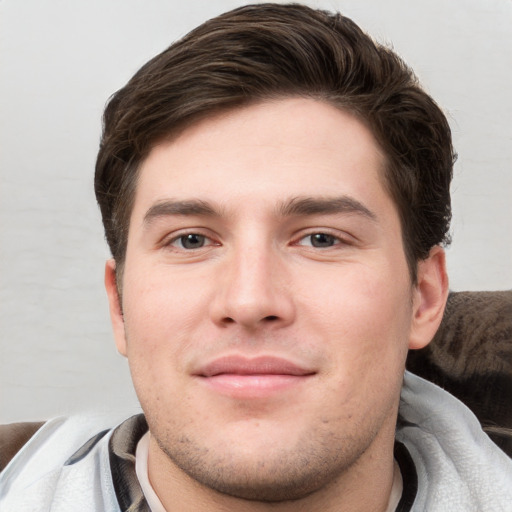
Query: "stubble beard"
150 418 380 503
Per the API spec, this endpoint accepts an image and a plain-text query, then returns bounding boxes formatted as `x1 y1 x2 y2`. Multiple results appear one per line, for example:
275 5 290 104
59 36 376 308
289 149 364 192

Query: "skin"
105 98 448 511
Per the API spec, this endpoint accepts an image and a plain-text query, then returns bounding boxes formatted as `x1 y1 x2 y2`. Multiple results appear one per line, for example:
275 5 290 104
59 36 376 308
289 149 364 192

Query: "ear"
408 246 449 350
105 259 128 357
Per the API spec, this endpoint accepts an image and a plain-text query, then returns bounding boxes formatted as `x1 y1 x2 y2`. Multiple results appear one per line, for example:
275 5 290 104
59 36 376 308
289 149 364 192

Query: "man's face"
106 98 439 501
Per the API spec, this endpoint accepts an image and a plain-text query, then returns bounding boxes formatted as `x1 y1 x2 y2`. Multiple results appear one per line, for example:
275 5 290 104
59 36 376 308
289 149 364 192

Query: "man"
1 3 511 511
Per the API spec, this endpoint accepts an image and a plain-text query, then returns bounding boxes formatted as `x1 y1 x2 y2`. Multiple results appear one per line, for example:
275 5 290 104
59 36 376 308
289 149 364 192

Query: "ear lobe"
105 259 128 357
408 246 449 350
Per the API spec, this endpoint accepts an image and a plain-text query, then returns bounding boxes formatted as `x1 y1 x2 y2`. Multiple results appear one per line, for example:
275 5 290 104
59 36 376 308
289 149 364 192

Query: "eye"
170 233 210 250
298 233 339 248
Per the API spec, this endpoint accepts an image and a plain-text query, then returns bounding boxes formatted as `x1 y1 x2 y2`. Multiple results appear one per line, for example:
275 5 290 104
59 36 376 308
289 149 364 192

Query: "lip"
197 355 315 377
194 355 316 398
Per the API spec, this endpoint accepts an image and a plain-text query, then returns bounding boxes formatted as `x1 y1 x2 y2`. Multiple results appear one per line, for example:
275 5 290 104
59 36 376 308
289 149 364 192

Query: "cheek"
121 271 211 369
297 261 412 364
121 283 195 418
308 269 411 423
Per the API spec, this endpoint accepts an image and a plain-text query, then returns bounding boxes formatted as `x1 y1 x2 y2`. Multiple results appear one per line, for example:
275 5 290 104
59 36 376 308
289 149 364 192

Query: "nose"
209 243 295 330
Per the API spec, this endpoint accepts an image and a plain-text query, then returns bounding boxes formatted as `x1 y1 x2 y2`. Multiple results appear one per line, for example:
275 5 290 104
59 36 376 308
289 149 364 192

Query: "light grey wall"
1 0 511 422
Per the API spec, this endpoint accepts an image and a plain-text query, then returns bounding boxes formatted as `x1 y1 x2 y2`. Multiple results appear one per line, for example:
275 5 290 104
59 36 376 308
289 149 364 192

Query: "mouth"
194 355 316 398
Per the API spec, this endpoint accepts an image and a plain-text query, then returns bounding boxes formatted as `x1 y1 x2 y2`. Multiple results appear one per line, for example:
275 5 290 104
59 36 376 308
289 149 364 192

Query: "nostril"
218 314 282 326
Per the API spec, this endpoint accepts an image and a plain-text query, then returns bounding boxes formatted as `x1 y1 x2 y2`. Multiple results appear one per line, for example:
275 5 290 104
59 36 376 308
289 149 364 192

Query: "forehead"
132 98 390 220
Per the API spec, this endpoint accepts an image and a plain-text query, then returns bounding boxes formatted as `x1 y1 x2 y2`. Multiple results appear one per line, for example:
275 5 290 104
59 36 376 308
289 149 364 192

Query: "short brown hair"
95 2 455 282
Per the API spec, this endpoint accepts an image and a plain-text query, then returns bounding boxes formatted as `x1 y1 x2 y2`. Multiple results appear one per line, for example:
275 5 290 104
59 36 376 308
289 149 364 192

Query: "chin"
153 418 375 503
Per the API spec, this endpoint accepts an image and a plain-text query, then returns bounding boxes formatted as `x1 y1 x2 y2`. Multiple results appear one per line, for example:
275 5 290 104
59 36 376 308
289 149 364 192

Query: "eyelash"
164 231 218 250
296 233 340 248
293 230 353 249
162 229 352 251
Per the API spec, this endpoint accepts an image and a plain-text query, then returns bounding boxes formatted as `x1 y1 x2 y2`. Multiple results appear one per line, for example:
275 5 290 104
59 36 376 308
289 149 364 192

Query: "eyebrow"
278 196 377 220
143 195 377 227
143 199 220 226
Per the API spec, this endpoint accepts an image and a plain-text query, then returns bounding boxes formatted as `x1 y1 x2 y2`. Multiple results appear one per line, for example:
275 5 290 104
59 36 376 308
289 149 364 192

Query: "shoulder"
398 372 512 511
0 422 44 472
0 414 129 512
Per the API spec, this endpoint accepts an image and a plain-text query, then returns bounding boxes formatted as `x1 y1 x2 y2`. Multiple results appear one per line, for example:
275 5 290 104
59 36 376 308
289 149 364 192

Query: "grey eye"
309 233 336 248
179 234 206 249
